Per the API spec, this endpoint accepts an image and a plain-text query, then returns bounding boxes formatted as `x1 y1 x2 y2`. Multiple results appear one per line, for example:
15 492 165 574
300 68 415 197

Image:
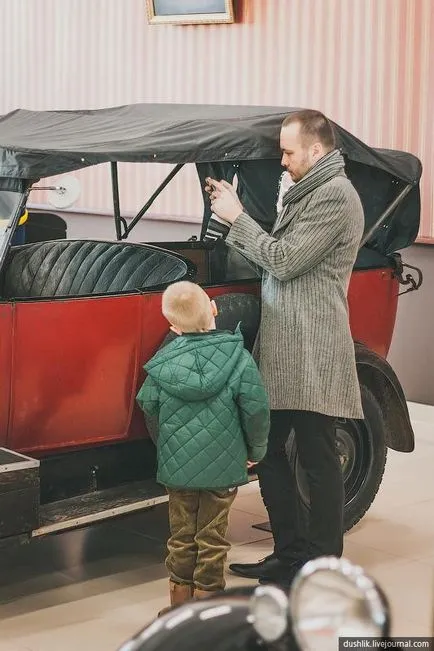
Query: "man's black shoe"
258 559 307 591
228 553 280 579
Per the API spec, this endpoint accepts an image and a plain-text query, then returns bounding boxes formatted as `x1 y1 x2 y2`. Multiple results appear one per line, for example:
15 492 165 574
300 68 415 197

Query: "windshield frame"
0 190 28 276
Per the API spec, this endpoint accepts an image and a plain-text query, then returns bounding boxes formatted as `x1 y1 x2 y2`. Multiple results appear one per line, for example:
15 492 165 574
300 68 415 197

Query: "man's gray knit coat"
225 168 365 419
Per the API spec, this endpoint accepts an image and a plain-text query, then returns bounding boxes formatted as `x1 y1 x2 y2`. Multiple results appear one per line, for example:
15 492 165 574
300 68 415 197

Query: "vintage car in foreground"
0 103 422 545
118 555 394 651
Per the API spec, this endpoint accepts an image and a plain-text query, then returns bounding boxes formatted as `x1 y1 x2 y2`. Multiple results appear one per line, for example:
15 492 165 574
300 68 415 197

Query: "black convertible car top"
0 103 423 254
0 103 421 184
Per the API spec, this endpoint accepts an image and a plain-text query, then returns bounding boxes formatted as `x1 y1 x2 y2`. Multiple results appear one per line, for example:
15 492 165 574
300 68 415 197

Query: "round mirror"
289 556 390 651
47 175 81 209
30 176 81 209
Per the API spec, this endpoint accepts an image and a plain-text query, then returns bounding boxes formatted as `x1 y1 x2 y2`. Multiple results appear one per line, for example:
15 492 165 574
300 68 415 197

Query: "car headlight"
289 556 390 651
249 584 289 643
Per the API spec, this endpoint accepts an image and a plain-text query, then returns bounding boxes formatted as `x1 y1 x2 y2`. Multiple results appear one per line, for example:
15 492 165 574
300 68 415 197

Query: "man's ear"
170 325 183 336
211 300 218 317
311 141 323 160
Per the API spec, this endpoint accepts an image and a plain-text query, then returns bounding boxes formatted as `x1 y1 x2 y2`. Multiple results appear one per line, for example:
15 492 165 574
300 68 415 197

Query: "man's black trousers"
257 409 344 565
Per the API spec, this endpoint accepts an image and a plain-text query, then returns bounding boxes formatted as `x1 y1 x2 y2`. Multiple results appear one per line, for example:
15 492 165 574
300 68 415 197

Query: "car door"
7 293 144 454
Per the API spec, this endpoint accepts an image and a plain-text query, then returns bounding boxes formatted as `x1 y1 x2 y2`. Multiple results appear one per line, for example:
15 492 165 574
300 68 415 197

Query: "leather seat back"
3 240 192 298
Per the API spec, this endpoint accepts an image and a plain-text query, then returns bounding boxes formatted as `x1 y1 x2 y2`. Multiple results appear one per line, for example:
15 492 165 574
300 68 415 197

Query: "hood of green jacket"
145 328 245 401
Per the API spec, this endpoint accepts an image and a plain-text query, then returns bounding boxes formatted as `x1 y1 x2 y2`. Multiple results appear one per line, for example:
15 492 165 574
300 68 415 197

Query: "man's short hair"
282 109 336 151
162 281 213 333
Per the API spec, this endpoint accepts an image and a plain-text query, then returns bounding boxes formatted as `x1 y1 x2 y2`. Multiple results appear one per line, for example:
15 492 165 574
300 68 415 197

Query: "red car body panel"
0 269 397 456
0 303 13 444
5 295 143 454
348 268 398 358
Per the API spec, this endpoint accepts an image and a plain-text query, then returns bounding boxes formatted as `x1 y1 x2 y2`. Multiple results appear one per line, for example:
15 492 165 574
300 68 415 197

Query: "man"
205 109 365 588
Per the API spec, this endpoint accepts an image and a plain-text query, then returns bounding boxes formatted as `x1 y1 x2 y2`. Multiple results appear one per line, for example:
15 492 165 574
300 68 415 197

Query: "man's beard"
287 152 311 183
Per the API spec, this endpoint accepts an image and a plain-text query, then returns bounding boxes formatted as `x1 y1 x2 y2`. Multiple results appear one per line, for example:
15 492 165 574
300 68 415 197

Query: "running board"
33 479 168 537
33 473 259 537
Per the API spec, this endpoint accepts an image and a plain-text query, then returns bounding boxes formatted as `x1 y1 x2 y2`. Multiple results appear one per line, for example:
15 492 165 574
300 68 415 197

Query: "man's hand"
205 178 244 224
247 460 258 469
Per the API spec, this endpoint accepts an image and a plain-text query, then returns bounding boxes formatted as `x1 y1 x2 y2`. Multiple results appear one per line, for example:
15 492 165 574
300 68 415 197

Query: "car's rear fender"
355 341 414 452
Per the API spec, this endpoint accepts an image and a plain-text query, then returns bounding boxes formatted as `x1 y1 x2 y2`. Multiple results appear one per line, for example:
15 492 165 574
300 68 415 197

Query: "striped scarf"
281 149 345 209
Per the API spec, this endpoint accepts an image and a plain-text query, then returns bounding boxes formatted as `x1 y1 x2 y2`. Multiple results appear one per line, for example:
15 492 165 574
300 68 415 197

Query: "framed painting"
146 0 235 25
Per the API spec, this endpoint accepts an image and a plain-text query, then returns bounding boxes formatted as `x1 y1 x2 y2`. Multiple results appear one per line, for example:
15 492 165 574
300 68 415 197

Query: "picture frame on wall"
146 0 235 25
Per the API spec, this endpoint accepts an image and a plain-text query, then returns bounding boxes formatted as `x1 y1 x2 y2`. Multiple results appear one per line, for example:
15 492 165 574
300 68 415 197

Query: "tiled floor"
0 402 433 649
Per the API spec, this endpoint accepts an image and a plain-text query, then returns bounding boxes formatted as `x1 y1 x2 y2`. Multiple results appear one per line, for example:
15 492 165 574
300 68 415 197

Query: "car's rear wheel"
287 385 387 531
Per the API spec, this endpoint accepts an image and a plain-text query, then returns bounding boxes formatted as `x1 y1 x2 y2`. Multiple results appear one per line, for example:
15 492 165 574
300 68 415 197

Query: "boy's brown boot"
193 587 214 599
158 580 193 617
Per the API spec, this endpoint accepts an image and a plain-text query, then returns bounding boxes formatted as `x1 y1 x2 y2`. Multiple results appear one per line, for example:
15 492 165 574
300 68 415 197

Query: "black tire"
158 292 260 352
287 385 387 532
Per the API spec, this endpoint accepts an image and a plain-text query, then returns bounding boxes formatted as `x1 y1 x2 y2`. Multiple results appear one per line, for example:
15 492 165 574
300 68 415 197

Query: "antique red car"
0 103 422 545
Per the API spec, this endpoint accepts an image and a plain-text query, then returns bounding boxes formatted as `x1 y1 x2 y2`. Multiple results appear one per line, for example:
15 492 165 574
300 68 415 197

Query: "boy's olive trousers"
166 487 238 591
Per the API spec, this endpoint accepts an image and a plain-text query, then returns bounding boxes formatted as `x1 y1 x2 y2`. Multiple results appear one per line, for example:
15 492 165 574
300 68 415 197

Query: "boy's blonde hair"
162 281 213 333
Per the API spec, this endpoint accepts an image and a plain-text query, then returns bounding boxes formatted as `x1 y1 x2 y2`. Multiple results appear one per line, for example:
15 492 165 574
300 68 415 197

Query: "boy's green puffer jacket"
136 328 270 490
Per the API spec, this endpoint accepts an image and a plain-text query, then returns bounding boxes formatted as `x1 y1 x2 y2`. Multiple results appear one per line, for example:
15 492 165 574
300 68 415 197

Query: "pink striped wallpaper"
0 0 433 240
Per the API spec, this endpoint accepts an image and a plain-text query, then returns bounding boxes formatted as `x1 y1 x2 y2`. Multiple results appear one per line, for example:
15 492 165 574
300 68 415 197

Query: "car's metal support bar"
359 183 413 249
0 190 30 275
110 162 123 240
122 163 185 238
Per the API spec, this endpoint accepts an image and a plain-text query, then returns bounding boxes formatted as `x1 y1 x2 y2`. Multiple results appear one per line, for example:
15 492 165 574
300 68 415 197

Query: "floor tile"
347 517 434 559
0 559 169 627
0 572 166 639
367 479 434 515
227 508 272 546
367 560 434 633
0 526 167 612
9 618 125 651
237 478 262 495
347 500 434 559
0 570 74 607
390 618 433 637
232 491 268 518
342 538 408 570
0 643 32 651
408 400 434 423
415 553 434 567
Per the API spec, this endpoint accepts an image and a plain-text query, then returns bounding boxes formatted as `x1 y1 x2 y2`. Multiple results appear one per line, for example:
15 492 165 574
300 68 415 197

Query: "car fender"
117 587 299 651
355 341 414 452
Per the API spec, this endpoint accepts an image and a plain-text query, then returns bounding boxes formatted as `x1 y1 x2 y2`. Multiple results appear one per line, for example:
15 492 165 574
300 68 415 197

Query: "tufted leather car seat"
2 240 193 298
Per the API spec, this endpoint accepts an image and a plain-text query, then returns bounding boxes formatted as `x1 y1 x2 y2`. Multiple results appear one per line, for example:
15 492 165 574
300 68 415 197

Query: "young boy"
136 281 270 614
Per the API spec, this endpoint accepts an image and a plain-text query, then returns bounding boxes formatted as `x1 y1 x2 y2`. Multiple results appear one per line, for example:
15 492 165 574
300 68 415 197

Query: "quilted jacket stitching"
138 332 269 490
